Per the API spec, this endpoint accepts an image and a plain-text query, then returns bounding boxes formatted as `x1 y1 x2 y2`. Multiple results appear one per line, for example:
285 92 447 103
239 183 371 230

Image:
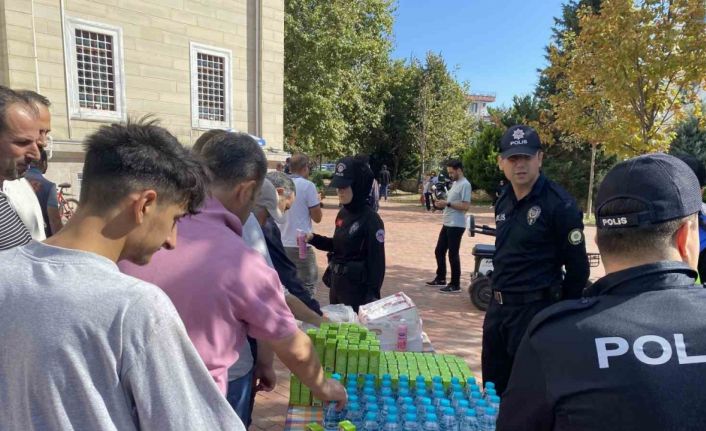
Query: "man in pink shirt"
120 132 346 416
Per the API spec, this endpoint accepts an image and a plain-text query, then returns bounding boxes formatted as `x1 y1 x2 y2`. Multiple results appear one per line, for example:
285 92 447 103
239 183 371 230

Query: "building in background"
0 0 286 192
467 92 496 122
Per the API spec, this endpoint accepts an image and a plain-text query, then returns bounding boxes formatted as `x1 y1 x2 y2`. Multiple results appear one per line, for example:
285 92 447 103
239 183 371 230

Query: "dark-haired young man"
426 158 471 293
120 133 346 412
0 119 244 429
498 153 706 431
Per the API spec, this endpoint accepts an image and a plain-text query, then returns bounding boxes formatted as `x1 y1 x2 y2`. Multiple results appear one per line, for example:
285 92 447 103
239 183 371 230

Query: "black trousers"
434 225 465 285
481 296 552 395
424 192 432 210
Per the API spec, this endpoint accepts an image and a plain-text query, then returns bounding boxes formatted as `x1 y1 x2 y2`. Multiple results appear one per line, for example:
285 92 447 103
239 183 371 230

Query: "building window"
471 103 479 113
63 17 125 122
190 42 232 129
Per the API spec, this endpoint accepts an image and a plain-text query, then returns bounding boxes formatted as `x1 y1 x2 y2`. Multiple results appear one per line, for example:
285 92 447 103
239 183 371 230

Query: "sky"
391 0 566 108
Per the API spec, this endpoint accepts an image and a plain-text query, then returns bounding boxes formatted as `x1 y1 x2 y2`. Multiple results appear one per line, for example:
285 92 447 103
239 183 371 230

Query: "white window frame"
63 17 126 122
190 42 232 130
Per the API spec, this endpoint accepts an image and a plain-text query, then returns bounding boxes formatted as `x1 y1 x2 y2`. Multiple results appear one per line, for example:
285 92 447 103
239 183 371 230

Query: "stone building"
0 0 286 191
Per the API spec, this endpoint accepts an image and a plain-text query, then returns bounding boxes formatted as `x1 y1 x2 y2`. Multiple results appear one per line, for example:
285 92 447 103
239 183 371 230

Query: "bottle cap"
432 376 442 383
403 397 414 404
332 373 341 381
386 415 398 423
366 412 378 421
490 395 501 403
421 397 432 405
383 374 392 380
470 391 482 399
405 413 417 421
485 407 496 415
476 400 488 407
451 377 460 384
457 400 469 407
465 408 477 417
485 382 495 389
466 377 477 385
443 407 455 416
384 397 396 405
427 413 438 421
439 399 451 407
400 374 409 381
349 402 360 411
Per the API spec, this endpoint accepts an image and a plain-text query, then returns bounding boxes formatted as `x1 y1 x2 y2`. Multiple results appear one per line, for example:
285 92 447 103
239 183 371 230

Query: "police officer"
482 125 589 395
498 153 705 430
308 155 385 312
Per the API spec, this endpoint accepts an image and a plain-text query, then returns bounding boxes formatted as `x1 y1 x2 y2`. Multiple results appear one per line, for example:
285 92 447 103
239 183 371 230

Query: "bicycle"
57 183 79 223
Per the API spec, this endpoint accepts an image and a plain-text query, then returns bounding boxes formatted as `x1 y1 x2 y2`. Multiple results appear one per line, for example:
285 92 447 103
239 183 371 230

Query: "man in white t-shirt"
426 159 472 293
279 153 322 294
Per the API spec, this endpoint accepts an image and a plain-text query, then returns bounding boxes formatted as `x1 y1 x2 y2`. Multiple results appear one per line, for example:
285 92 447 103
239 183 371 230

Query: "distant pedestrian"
423 172 433 211
378 164 391 201
284 157 291 174
276 162 285 172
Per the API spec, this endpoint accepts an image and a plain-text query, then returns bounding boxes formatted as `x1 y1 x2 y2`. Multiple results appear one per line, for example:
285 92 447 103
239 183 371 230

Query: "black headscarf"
332 155 374 212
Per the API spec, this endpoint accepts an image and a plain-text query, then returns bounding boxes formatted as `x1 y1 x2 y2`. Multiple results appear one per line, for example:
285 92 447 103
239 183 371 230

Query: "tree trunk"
587 142 597 217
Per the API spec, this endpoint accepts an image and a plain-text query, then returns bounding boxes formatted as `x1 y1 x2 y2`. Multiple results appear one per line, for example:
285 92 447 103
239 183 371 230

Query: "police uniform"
309 156 385 312
498 153 705 431
482 125 590 396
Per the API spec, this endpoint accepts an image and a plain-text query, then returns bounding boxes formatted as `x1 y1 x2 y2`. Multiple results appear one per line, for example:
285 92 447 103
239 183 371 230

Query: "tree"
552 0 706 156
411 52 475 176
669 114 706 163
462 123 505 197
284 0 394 158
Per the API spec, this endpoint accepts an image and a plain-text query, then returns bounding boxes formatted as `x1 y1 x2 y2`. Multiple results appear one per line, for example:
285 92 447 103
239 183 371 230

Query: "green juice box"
369 347 380 376
357 345 369 375
335 343 348 376
347 344 359 375
306 423 325 431
325 339 337 373
290 375 301 405
315 334 327 361
338 420 356 431
300 384 312 406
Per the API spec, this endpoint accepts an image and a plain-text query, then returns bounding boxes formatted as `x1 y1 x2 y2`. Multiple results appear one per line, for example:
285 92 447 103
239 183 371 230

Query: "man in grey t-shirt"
426 159 472 293
0 119 243 430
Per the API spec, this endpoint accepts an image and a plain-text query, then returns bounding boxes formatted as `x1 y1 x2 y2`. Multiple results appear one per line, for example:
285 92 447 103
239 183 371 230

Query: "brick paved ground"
251 196 603 431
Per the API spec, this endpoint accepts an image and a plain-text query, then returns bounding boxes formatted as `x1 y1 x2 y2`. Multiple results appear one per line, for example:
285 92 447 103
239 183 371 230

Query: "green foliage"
309 170 328 190
284 0 395 158
669 114 706 165
462 124 504 196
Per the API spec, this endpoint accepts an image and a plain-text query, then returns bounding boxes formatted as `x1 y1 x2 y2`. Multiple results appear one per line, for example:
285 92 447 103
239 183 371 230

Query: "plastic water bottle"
347 402 364 430
415 388 427 406
364 412 381 431
432 383 445 394
479 407 496 431
403 413 420 431
474 400 488 419
455 400 470 421
366 395 380 411
459 409 479 431
432 376 442 385
423 414 440 431
483 388 496 401
450 383 463 397
483 382 495 394
450 391 465 409
415 375 427 392
487 396 500 411
384 414 400 431
398 395 414 409
440 407 459 431
469 391 482 408
437 399 451 416
382 387 394 399
324 374 345 431
418 397 433 416
367 404 381 423
397 319 408 351
382 397 397 418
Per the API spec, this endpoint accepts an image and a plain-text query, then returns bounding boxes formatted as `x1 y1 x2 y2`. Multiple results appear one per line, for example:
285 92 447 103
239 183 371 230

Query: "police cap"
331 156 356 188
499 125 542 159
595 153 702 229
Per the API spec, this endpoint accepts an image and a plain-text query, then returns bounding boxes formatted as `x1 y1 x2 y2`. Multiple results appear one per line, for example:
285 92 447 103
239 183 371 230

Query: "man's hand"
305 232 314 242
436 200 448 208
253 362 277 392
312 378 348 410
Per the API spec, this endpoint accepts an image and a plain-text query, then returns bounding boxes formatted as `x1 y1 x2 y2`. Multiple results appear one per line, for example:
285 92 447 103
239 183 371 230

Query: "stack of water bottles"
322 373 499 431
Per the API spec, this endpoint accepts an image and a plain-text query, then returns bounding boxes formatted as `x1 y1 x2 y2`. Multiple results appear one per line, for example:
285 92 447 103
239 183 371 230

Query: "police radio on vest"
595 334 706 369
601 217 628 227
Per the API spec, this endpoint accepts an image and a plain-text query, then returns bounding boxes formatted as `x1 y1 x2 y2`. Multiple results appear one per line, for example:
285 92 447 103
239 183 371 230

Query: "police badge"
527 205 541 225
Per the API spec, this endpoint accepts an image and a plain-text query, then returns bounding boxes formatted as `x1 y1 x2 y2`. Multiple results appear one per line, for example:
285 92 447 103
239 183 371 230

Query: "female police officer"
307 155 385 311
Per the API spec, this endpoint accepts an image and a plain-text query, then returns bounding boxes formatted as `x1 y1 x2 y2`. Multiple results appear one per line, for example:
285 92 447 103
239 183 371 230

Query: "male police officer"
482 125 589 395
498 153 706 430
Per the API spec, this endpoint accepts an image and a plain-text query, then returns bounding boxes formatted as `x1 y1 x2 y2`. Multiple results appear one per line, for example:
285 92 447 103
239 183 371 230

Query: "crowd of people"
2 82 706 431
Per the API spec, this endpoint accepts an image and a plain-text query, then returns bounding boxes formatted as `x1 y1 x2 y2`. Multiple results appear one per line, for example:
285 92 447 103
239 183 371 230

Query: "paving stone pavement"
250 197 603 431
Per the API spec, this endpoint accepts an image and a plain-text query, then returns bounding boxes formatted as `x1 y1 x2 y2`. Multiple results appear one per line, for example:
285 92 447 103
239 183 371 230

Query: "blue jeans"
227 368 255 428
379 184 389 200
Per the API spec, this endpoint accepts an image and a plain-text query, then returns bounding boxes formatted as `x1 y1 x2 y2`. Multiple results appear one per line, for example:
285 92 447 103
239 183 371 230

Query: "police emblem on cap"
527 205 541 225
512 129 525 140
568 228 584 245
337 163 346 173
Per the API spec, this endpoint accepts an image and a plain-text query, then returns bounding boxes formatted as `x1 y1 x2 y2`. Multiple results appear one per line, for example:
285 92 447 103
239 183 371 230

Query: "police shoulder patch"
375 229 385 243
568 228 584 245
